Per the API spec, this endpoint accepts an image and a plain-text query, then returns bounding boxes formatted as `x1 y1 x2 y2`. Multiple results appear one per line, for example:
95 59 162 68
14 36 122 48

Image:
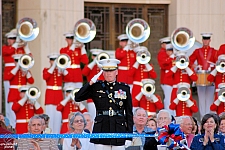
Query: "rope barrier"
0 133 157 139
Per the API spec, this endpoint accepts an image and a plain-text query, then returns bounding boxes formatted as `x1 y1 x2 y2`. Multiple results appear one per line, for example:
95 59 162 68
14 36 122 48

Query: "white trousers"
197 86 215 119
4 81 10 119
87 102 96 120
162 84 175 116
8 102 16 128
45 105 62 134
95 144 125 150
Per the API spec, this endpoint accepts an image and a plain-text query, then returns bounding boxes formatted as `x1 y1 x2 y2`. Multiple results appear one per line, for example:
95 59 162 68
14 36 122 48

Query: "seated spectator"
131 107 155 148
144 109 172 150
176 116 195 148
190 113 225 149
219 112 225 135
192 117 199 135
17 115 58 150
147 118 157 131
83 112 94 133
0 120 14 150
39 114 51 133
63 112 91 150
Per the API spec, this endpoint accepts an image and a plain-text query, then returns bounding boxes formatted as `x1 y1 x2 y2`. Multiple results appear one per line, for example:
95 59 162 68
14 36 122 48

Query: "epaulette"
118 82 129 87
97 80 103 83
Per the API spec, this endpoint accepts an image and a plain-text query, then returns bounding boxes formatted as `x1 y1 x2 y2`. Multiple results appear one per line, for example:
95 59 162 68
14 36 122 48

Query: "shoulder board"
97 80 103 83
118 82 129 86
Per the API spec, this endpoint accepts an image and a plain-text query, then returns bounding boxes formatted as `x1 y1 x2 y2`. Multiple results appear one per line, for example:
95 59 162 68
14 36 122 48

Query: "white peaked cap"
12 54 23 60
63 31 74 37
159 37 170 43
63 86 76 92
90 49 103 55
47 53 60 59
218 55 225 60
141 79 155 85
99 58 120 71
201 33 213 38
19 85 30 92
177 82 190 88
135 46 148 52
117 34 128 41
218 83 225 89
5 29 17 38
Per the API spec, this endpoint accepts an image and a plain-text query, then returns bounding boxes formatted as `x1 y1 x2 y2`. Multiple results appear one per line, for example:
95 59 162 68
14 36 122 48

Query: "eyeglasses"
74 119 84 123
183 123 193 126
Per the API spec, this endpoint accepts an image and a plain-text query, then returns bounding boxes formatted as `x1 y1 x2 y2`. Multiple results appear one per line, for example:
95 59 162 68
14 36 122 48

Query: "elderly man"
83 112 94 133
144 109 172 150
176 116 195 148
75 58 133 150
17 115 58 150
132 107 155 148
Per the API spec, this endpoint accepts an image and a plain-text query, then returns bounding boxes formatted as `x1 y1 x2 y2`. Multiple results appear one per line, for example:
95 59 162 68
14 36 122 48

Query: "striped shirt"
17 138 58 150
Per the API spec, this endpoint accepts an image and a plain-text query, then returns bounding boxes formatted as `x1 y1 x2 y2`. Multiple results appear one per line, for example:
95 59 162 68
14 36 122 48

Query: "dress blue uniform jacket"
75 80 133 146
190 133 225 150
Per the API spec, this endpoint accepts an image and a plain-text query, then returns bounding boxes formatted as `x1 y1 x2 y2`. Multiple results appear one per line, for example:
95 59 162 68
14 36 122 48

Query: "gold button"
109 107 112 110
110 87 113 89
99 96 101 98
109 100 112 103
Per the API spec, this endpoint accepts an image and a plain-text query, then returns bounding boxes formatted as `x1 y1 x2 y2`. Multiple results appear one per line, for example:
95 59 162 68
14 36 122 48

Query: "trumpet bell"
175 55 189 69
216 59 225 73
18 54 34 70
136 50 151 64
177 87 191 101
97 52 110 62
218 88 225 102
126 18 150 43
74 18 96 43
141 83 155 97
17 17 39 42
71 88 80 100
171 27 195 51
27 86 41 101
56 54 71 70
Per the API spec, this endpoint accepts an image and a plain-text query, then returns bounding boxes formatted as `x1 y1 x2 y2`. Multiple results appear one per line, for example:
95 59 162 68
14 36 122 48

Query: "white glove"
125 140 132 148
60 95 71 106
91 70 103 83
63 69 68 76
34 101 41 109
185 67 194 76
186 99 194 107
12 37 20 49
173 98 179 104
135 92 143 101
18 94 28 106
24 43 31 54
170 54 175 59
88 58 97 69
81 45 87 55
151 94 159 103
78 102 86 111
214 99 221 106
171 65 178 73
48 60 57 74
210 68 217 76
133 61 139 69
145 63 152 71
123 45 129 51
11 63 20 75
26 71 32 78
